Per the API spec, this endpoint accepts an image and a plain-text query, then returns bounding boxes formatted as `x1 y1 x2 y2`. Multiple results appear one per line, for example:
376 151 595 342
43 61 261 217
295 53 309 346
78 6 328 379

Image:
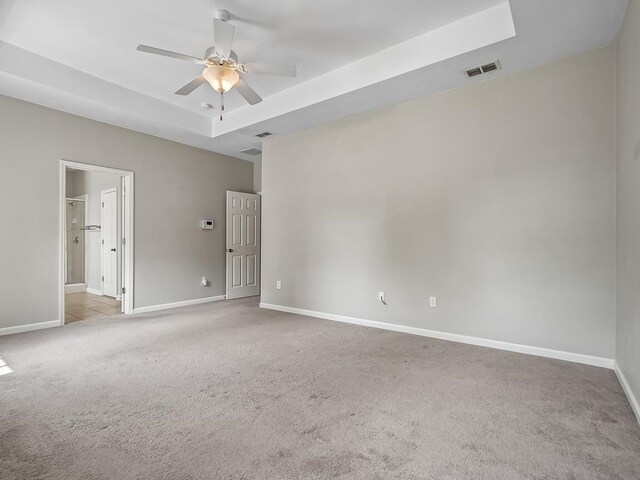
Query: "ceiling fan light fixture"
203 65 239 93
137 9 296 109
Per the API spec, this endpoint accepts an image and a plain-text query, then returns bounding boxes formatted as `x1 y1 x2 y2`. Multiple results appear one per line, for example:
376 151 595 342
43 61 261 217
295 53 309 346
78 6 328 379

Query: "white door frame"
59 160 135 323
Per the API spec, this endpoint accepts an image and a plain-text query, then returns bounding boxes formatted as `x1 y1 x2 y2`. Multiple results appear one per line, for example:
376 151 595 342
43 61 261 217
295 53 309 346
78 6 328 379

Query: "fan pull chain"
219 92 225 121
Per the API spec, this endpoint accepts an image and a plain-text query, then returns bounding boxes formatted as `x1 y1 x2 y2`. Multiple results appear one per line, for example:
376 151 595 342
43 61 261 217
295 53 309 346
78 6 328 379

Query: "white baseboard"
86 288 103 296
133 295 226 314
259 303 614 369
65 283 86 294
614 361 640 425
0 320 60 337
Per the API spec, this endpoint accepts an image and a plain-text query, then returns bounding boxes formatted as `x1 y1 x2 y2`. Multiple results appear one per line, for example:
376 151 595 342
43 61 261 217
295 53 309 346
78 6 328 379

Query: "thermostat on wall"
201 220 214 230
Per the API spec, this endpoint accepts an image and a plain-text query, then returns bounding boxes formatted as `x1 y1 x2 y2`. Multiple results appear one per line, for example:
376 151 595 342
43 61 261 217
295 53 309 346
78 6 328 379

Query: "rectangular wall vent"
241 148 262 156
466 60 501 78
255 131 272 138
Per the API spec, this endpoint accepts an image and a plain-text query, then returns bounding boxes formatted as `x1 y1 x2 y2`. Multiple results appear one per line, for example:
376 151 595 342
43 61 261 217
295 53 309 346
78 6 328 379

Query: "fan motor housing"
214 9 231 22
204 47 239 66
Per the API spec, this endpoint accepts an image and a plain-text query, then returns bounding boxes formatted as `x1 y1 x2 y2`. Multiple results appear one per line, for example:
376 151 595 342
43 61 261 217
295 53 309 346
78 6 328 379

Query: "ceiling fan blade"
213 19 235 59
137 45 205 65
241 63 297 77
175 75 207 96
234 77 262 105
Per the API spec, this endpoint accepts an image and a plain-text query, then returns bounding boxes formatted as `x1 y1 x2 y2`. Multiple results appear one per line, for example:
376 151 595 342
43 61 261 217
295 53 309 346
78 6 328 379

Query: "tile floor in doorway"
65 292 122 323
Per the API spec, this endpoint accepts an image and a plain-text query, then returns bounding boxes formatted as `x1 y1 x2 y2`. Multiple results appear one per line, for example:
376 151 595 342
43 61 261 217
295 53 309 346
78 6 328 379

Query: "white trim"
59 163 65 325
122 174 134 315
64 283 86 294
614 361 640 425
259 303 614 369
0 321 59 337
86 288 103 296
133 295 226 314
60 160 135 326
62 161 135 177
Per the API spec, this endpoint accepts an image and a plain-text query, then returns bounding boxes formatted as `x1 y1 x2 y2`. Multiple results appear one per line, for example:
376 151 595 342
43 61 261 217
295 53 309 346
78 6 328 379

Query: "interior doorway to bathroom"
60 161 134 324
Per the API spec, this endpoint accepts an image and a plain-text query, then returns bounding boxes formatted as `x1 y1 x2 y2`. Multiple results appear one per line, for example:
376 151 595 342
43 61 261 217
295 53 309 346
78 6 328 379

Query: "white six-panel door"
101 188 118 298
226 191 261 299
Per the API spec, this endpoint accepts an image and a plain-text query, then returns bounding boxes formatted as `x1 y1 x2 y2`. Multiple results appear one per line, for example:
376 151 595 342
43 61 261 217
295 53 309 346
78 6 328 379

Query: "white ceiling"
0 0 503 112
0 0 628 162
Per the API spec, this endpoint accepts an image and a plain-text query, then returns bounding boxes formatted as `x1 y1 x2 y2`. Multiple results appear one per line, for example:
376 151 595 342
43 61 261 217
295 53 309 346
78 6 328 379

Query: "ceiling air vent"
255 131 272 138
481 62 499 73
466 60 501 78
241 148 262 156
466 67 482 78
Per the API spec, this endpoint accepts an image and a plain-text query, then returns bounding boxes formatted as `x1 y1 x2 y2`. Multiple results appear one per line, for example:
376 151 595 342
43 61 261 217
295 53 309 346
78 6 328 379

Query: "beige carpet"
1 297 639 479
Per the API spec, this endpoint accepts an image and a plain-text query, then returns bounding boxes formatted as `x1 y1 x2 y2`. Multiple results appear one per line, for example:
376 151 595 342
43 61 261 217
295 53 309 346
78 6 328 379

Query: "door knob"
111 248 116 252
227 249 234 253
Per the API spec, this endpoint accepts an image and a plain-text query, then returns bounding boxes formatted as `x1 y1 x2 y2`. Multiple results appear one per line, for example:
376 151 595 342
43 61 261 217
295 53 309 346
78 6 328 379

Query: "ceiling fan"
137 9 297 120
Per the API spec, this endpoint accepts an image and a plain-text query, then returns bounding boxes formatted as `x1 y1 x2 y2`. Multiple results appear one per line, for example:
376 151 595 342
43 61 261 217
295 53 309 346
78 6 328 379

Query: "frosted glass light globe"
203 65 240 94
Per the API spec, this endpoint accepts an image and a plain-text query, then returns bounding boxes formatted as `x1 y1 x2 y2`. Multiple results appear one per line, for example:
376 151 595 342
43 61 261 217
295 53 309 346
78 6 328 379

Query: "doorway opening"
60 161 134 324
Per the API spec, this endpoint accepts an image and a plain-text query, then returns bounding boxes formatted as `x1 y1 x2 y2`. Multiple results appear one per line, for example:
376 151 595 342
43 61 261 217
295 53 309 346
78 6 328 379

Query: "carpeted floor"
1 298 639 480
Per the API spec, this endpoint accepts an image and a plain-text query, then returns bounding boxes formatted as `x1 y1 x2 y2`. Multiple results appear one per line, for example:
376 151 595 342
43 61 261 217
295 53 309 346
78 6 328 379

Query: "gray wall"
0 95 253 329
616 0 640 406
68 170 122 294
65 170 76 198
253 158 262 194
262 47 617 359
